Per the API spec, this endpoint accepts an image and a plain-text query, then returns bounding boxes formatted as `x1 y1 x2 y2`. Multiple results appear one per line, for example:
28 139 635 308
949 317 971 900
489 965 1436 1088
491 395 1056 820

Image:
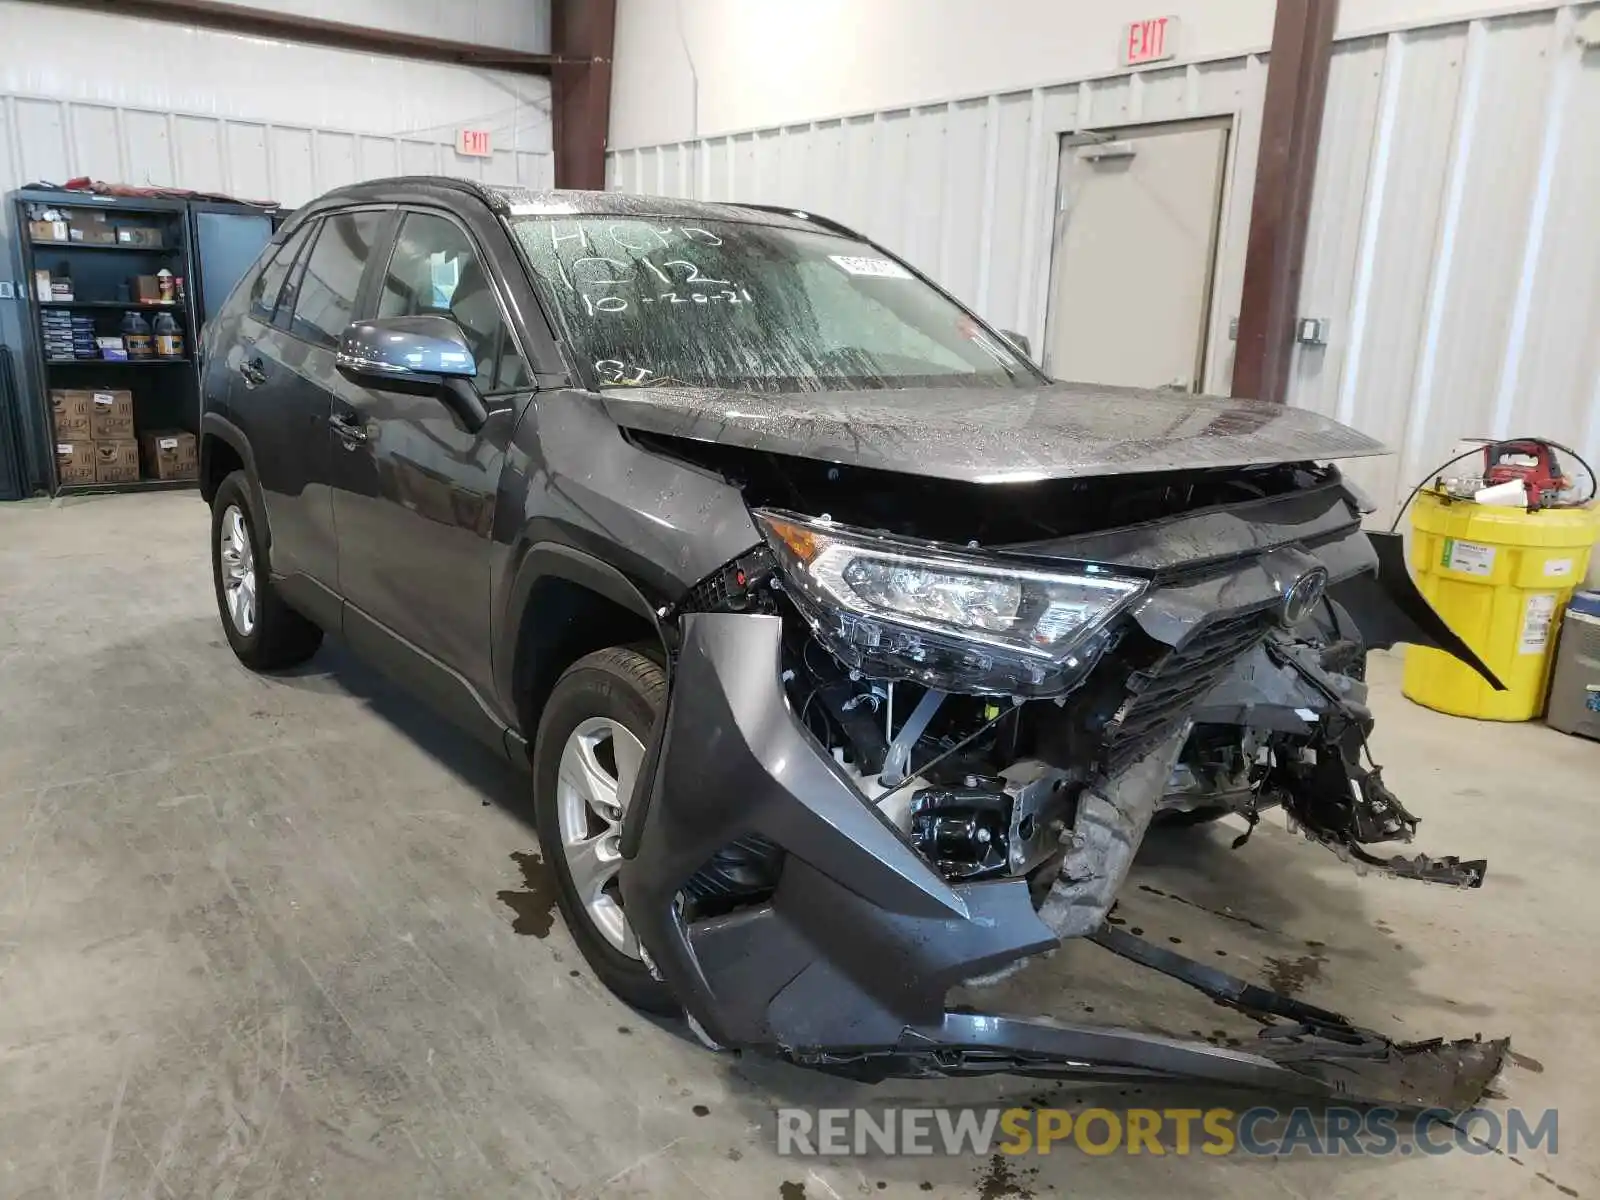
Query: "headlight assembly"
754 509 1146 696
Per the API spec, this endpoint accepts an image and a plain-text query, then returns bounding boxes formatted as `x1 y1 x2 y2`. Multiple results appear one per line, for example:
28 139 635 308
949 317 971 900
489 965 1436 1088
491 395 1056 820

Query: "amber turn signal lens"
765 517 821 564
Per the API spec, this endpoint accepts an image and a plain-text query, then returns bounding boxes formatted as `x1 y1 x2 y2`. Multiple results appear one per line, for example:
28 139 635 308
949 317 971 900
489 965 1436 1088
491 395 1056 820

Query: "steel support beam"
1232 0 1339 402
33 0 557 73
550 0 617 190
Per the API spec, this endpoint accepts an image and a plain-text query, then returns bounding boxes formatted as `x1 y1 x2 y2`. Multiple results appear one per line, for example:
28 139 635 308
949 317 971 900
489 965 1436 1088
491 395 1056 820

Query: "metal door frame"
1040 115 1232 392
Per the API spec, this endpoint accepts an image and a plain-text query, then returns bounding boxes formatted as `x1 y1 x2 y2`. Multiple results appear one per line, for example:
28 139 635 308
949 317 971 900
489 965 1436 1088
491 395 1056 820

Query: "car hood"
601 382 1387 482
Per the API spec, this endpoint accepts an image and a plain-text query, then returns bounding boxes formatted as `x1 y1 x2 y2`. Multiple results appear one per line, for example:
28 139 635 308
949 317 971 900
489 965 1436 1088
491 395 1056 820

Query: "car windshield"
508 215 1038 391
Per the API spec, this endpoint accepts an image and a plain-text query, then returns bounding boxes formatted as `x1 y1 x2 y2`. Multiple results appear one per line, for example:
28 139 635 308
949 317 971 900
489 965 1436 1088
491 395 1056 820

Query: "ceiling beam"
550 0 616 190
1232 0 1339 402
30 0 559 73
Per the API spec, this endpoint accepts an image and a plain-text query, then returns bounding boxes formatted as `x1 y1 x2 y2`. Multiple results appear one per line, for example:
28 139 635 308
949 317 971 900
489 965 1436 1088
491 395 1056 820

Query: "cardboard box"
93 440 141 484
139 430 197 481
29 218 68 243
34 269 52 302
67 211 117 245
116 226 163 247
133 275 165 303
56 440 96 486
88 389 134 440
49 389 94 439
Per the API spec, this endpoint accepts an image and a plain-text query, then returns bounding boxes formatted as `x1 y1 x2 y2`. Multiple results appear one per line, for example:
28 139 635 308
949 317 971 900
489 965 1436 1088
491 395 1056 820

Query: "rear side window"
248 224 313 324
284 210 387 348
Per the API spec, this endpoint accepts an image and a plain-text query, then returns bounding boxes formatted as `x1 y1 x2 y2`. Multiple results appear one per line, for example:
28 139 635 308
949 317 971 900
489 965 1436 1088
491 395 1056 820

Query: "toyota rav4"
200 178 1506 1107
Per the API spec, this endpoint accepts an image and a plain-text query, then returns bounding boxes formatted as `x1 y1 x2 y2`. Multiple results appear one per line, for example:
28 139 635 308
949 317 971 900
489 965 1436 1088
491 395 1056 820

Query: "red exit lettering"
456 128 493 158
1122 16 1178 66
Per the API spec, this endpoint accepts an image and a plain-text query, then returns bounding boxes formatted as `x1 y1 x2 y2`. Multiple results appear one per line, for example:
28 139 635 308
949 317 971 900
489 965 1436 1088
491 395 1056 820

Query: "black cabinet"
10 188 280 496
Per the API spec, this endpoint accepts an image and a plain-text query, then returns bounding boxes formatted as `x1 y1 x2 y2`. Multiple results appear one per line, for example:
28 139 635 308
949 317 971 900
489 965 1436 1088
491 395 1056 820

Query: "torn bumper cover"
620 612 1506 1108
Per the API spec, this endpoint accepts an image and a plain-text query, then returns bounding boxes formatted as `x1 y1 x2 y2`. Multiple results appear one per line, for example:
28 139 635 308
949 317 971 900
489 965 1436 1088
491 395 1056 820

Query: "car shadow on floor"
273 638 532 824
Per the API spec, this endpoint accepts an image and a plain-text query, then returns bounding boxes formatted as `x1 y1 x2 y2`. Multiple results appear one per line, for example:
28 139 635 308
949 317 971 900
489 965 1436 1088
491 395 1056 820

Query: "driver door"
326 208 533 706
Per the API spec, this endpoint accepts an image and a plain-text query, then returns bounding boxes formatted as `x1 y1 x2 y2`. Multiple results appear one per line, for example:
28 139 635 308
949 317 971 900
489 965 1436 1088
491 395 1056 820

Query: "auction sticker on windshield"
829 254 913 279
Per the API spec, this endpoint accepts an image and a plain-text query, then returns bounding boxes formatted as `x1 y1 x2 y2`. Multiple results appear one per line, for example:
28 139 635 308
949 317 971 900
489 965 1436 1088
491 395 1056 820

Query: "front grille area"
1101 607 1277 773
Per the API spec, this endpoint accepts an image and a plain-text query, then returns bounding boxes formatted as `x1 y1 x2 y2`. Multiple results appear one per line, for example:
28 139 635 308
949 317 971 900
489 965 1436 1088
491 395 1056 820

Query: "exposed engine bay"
659 442 1489 919
622 432 1508 1109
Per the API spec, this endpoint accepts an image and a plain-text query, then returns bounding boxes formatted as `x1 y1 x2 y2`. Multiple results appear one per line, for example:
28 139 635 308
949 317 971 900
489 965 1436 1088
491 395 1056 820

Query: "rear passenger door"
236 207 392 619
326 207 532 705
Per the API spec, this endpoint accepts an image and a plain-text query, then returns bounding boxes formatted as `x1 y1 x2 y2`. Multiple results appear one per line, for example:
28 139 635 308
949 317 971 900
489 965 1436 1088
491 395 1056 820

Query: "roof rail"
732 203 862 240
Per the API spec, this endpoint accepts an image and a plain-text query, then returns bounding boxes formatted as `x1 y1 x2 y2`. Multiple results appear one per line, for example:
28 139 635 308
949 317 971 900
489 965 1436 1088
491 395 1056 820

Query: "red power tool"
1483 439 1571 510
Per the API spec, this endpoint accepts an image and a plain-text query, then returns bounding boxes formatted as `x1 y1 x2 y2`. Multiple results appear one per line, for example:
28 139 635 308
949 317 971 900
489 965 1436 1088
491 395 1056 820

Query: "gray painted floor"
1 491 1595 1199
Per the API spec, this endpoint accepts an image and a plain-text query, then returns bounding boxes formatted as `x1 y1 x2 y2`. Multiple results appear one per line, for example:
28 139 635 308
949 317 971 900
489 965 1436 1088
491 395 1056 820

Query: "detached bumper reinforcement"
796 927 1507 1109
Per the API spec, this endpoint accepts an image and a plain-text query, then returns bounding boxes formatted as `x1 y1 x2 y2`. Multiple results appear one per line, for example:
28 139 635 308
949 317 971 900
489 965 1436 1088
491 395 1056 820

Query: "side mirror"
998 328 1031 359
336 315 487 432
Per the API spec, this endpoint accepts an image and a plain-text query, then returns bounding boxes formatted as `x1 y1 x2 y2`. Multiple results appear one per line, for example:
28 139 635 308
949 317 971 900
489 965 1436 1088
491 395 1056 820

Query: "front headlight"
754 509 1146 696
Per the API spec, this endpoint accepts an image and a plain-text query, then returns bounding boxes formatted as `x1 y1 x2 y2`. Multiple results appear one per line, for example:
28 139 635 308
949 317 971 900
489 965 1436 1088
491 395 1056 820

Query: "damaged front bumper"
619 611 1506 1108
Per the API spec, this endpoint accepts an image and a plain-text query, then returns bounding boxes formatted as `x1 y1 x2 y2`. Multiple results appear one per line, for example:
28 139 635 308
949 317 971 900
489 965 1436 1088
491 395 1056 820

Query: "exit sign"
456 129 492 158
1121 16 1180 65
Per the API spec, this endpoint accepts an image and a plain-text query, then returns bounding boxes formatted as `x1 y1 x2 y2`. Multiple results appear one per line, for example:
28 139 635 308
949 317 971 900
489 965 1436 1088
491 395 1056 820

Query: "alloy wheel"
555 715 647 958
218 504 257 636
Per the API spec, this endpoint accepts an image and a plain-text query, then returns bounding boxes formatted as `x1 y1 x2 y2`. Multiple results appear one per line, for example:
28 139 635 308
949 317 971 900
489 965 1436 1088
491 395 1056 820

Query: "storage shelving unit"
13 189 201 495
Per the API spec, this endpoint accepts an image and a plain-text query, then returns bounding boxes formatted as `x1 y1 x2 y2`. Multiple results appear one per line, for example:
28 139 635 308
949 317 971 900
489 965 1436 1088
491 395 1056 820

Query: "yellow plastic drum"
1403 490 1600 720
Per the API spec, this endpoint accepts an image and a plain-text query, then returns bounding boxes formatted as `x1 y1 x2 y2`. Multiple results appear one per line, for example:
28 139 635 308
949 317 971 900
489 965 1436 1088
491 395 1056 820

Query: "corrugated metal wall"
606 2 1599 521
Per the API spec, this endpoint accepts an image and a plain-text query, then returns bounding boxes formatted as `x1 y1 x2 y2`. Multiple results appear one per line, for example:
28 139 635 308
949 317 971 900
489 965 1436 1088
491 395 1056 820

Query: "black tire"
532 646 677 1015
210 470 323 671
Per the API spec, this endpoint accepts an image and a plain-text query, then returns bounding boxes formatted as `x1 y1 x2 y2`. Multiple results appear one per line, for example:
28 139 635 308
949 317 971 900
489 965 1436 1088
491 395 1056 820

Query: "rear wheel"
531 646 676 1015
210 471 322 670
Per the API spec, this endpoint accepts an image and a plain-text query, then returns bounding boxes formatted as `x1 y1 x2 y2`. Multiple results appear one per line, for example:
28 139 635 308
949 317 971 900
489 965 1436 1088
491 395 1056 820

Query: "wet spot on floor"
977 1153 1036 1199
617 1026 632 1036
1129 926 1144 936
779 1182 806 1200
1082 1005 1094 1014
920 1185 933 1193
568 969 580 977
693 1104 710 1117
1215 949 1227 957
1508 1050 1545 1074
877 1184 888 1191
497 851 558 938
1168 935 1182 944
1262 951 1326 997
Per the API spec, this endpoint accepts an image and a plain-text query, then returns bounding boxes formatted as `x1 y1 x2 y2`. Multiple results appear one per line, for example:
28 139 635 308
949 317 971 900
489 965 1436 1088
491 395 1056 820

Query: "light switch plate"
0 281 14 300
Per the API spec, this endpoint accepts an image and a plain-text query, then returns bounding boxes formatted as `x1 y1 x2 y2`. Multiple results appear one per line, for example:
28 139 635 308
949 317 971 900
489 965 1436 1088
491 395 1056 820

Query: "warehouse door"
1043 120 1228 391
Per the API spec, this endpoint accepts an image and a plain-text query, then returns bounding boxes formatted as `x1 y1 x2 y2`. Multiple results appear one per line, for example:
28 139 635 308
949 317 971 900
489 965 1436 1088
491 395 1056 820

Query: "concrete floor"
1 491 1596 1200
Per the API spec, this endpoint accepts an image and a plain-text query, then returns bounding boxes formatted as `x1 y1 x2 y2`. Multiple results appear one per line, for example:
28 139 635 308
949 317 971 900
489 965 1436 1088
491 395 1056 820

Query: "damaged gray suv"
200 179 1508 1108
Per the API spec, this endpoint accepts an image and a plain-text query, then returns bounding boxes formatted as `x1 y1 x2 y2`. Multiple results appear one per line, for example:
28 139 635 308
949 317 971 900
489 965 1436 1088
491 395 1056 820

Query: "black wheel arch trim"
494 539 668 736
200 412 270 549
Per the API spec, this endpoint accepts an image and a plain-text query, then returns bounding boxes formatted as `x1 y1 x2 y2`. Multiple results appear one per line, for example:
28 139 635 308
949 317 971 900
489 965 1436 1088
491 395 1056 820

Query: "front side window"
378 211 529 393
508 216 1038 392
285 210 387 348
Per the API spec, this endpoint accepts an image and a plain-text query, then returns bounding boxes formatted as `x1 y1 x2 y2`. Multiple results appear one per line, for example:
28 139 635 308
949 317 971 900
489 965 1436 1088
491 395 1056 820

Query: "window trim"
377 204 532 398
249 222 314 327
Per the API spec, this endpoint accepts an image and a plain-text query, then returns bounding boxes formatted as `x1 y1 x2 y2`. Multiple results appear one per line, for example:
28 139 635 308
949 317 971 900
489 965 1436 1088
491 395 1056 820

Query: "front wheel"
210 471 323 670
531 646 677 1015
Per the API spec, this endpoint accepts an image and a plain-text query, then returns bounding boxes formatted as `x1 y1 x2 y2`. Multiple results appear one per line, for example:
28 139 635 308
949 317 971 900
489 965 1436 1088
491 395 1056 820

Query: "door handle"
330 413 368 446
237 356 267 388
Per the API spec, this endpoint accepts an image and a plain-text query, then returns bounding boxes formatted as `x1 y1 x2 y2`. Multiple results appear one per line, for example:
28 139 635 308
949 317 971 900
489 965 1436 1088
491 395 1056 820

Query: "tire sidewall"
532 652 673 1012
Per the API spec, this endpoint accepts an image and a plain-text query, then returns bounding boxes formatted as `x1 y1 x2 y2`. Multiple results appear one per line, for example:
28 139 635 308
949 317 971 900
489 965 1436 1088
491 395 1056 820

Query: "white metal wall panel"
207 0 551 55
1292 5 1600 517
607 3 1595 522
